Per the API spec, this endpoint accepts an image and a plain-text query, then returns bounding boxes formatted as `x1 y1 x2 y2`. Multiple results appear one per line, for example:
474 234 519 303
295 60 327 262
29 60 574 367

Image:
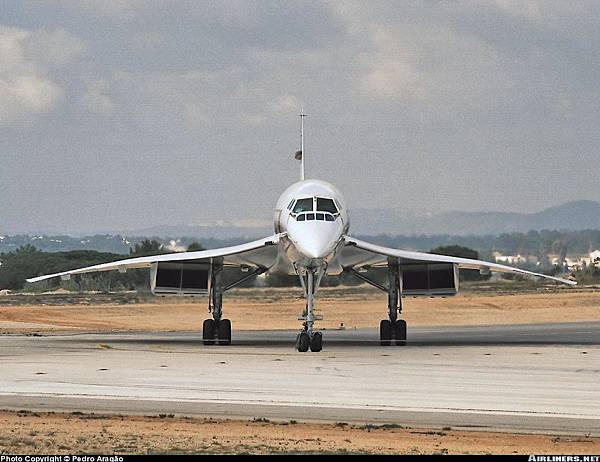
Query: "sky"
1 0 599 234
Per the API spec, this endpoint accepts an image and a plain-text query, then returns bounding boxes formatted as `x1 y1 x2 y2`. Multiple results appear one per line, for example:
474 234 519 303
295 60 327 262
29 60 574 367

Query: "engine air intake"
151 262 210 296
401 263 459 296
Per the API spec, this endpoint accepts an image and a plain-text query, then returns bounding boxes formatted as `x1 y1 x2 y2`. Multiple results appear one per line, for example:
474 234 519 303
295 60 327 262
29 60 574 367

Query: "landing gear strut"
201 260 267 346
347 258 407 346
380 257 407 346
202 258 231 345
296 267 324 352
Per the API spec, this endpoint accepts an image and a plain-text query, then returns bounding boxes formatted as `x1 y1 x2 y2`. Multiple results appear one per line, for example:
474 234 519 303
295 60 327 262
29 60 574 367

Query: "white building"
550 252 599 270
493 253 538 265
564 256 591 270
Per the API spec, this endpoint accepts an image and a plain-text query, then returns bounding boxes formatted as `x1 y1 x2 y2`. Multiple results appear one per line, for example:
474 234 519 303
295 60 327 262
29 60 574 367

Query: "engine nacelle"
402 263 459 296
150 262 210 296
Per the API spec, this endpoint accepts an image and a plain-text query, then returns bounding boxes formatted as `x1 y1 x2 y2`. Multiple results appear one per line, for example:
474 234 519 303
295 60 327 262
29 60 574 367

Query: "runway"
1 322 599 435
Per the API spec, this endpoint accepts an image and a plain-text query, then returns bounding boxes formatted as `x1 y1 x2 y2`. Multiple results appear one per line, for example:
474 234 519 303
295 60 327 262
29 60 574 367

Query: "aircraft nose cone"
297 239 330 259
287 216 343 260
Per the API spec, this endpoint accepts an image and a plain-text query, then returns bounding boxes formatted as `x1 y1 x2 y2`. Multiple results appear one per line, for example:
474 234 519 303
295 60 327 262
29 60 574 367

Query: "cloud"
55 0 147 19
108 69 221 129
490 0 544 22
0 26 83 124
268 94 300 115
488 0 595 27
359 26 426 101
329 1 587 116
31 28 85 67
0 75 62 114
360 24 516 109
1 1 600 233
82 80 113 115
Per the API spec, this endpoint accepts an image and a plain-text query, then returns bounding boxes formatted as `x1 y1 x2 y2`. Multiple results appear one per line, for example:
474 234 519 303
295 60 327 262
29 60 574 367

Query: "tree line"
359 230 600 265
0 240 203 291
2 237 597 292
0 243 507 292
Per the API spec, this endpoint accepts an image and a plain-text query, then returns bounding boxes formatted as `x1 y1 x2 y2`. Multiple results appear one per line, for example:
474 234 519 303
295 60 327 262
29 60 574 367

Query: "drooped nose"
287 218 343 260
294 235 333 259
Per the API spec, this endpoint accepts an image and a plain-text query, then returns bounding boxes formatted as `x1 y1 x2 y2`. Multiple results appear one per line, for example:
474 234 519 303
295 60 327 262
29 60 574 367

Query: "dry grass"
0 286 599 333
1 410 598 455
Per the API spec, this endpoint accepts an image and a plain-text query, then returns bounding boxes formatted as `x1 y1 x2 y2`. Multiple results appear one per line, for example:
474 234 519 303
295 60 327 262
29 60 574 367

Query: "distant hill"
350 200 600 236
119 200 600 238
0 234 252 255
2 201 599 248
127 223 272 240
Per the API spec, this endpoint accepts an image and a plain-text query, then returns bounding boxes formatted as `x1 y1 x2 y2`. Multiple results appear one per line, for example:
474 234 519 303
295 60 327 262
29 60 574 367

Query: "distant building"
493 252 538 265
556 250 600 270
564 256 591 270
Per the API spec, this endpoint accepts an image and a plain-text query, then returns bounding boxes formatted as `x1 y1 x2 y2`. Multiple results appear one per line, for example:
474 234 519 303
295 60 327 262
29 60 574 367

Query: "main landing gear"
379 319 406 346
201 258 266 346
203 318 231 345
347 257 408 346
296 267 324 352
202 258 232 345
380 257 407 346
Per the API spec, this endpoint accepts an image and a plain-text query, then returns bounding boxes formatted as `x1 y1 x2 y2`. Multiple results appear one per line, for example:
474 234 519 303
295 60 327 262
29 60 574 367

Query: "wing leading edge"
340 236 576 286
26 234 283 283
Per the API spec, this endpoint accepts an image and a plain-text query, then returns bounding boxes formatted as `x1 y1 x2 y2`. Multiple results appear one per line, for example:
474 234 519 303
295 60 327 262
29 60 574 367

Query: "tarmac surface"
1 322 599 435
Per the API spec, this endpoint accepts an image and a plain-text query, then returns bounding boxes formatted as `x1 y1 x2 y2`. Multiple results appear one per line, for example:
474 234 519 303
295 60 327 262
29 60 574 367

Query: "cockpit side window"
293 198 313 213
317 197 338 214
334 198 343 211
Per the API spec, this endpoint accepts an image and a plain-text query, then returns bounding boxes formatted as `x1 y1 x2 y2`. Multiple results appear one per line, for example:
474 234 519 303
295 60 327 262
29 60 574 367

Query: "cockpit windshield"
317 197 338 214
292 198 313 213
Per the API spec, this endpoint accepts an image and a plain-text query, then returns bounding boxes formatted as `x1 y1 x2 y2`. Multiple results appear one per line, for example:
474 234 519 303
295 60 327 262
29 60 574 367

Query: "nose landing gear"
310 331 323 352
296 267 324 352
296 330 322 352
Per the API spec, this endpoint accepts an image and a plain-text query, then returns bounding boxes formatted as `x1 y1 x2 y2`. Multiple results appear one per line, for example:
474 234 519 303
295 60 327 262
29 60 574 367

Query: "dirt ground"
1 410 598 455
0 286 599 333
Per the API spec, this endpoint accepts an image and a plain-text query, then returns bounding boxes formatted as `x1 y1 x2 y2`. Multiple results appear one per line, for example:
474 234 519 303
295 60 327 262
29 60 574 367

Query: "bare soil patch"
0 287 598 333
1 411 598 455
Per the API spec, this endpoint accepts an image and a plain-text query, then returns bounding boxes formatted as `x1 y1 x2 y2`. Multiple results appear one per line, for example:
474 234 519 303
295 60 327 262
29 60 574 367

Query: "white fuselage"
273 179 349 273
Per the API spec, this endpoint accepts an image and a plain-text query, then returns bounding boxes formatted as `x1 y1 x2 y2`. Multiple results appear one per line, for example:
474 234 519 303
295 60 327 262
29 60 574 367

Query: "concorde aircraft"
27 112 576 352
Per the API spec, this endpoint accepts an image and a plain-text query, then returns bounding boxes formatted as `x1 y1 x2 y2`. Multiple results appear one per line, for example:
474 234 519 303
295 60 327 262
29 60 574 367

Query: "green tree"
0 248 126 291
429 245 488 281
125 240 167 289
187 241 205 252
15 244 41 255
573 264 600 284
129 239 164 256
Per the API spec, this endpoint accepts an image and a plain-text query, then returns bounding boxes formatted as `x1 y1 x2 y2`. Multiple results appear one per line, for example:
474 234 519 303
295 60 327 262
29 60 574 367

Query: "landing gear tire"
310 332 322 352
202 319 216 345
394 319 407 346
380 319 393 346
217 319 232 345
296 332 310 352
